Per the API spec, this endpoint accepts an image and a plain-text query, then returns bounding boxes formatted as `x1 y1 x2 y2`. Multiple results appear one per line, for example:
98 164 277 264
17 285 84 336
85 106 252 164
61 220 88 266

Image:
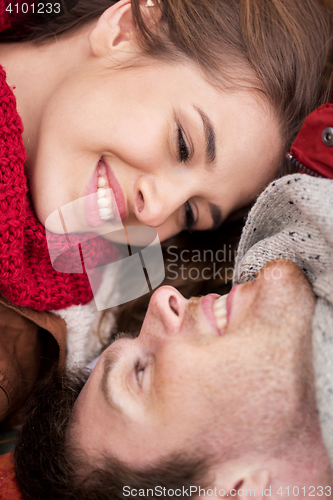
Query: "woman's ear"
89 0 159 60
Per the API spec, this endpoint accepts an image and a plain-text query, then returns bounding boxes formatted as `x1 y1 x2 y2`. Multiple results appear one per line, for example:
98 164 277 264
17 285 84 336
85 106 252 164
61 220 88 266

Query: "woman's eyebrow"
209 202 223 230
194 105 217 167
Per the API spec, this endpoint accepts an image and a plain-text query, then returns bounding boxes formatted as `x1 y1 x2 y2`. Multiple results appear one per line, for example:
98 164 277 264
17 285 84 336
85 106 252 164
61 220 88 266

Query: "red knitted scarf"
0 66 117 311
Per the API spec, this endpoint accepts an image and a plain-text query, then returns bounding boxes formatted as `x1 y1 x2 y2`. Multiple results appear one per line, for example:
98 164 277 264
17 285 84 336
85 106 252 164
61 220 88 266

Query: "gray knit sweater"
233 174 333 464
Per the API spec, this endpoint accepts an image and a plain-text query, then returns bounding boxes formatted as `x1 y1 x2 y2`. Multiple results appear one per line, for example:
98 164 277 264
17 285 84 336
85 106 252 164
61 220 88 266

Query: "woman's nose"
133 175 190 227
147 286 188 335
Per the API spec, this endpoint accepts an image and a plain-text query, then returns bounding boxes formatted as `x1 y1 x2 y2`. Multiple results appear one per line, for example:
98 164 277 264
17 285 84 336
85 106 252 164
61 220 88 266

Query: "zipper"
286 153 324 178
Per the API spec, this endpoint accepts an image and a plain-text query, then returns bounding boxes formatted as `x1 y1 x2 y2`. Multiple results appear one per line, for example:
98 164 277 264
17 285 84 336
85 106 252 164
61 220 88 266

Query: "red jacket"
288 101 333 179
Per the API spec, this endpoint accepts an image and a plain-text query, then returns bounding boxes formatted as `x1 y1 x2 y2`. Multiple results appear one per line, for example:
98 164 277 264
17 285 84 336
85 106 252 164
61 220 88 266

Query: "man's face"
72 260 315 467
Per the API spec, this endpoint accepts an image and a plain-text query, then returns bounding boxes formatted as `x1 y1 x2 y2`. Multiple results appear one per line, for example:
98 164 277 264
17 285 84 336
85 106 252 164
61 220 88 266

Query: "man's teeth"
97 173 114 221
98 176 107 188
213 294 228 330
97 188 107 199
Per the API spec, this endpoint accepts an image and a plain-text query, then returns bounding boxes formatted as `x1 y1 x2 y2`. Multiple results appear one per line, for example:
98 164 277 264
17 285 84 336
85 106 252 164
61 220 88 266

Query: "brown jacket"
0 296 66 426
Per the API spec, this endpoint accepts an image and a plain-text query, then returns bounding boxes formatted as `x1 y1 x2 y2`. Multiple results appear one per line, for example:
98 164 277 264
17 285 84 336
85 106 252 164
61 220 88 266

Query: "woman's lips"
102 157 127 223
84 158 127 228
84 165 101 228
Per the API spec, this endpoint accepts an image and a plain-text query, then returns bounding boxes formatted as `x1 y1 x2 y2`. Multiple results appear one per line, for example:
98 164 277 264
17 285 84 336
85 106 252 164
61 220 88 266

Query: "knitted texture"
0 66 117 311
233 174 333 466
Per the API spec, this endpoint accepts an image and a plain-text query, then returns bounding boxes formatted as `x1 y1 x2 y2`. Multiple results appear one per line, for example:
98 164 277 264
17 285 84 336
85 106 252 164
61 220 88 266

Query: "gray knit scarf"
233 174 333 464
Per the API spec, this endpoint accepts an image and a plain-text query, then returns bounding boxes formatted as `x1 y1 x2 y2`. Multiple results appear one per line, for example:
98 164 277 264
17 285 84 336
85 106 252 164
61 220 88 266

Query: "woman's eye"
178 126 190 163
135 360 145 387
184 200 195 233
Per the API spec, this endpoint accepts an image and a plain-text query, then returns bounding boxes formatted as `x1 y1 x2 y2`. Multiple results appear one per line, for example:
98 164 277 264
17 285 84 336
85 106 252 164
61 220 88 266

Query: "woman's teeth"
97 171 114 221
213 294 228 331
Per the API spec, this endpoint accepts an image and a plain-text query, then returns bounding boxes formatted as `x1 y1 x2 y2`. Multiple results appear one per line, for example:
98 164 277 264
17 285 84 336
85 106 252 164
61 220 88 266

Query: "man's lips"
102 157 127 223
201 293 223 335
201 286 239 334
226 284 239 324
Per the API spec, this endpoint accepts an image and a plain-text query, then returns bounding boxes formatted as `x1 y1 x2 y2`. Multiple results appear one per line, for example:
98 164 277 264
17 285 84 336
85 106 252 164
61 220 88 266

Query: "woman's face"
25 12 283 241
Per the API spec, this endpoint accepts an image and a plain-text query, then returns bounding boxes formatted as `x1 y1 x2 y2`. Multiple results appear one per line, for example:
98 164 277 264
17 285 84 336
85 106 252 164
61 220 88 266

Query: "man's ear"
213 467 271 499
89 0 159 60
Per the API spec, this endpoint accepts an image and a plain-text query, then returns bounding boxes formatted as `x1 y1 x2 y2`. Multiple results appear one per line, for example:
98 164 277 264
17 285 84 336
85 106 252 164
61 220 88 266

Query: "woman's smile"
84 158 126 228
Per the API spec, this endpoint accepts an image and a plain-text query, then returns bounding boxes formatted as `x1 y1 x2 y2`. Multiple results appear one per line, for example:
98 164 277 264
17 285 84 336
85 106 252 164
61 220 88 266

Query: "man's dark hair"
14 369 211 500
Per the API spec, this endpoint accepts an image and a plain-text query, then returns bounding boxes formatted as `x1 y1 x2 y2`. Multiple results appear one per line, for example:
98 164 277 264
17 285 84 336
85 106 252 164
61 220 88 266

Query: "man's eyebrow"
194 105 216 167
101 348 122 412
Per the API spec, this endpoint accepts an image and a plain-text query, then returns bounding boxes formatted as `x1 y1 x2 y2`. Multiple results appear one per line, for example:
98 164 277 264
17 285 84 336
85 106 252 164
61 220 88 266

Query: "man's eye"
184 200 195 233
135 360 145 387
178 126 190 163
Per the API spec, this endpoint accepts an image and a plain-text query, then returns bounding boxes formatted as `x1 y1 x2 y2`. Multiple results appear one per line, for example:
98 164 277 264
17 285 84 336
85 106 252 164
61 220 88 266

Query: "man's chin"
254 259 316 313
255 258 311 285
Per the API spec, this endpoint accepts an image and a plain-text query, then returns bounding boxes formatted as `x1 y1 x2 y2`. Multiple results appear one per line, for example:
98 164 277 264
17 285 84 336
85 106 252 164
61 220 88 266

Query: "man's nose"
147 286 187 335
133 175 191 227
